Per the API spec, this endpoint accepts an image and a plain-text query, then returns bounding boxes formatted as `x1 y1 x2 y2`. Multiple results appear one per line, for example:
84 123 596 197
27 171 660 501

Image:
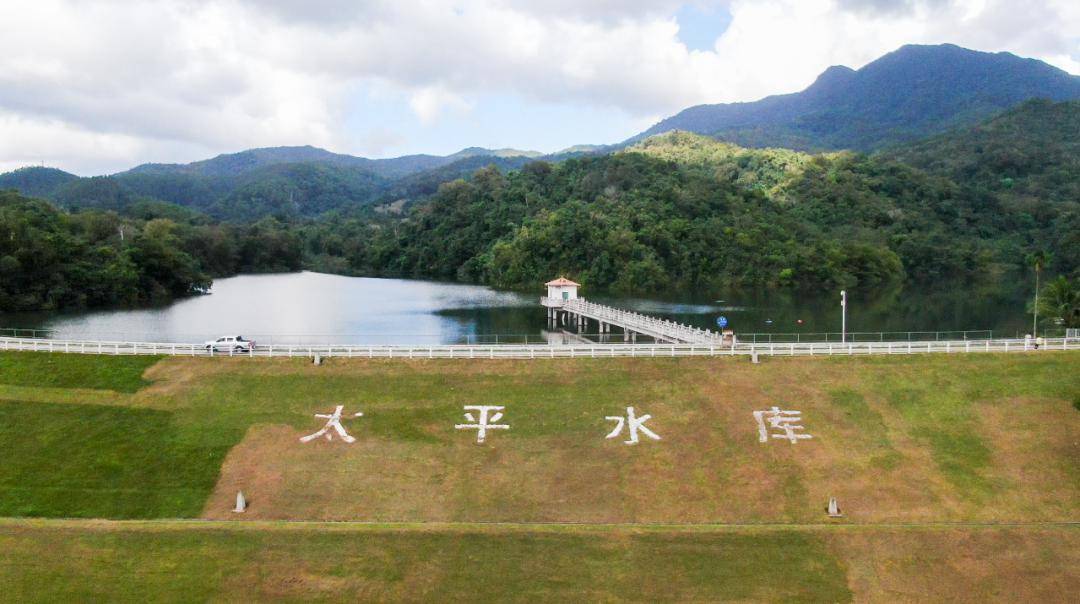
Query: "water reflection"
0 271 1035 344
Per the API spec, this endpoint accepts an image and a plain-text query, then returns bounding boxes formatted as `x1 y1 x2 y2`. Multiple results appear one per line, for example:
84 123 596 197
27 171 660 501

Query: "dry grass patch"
829 526 1080 602
191 353 1080 523
2 351 1077 523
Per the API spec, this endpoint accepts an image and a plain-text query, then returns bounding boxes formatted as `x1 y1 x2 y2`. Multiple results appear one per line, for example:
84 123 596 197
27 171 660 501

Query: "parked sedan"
204 335 256 352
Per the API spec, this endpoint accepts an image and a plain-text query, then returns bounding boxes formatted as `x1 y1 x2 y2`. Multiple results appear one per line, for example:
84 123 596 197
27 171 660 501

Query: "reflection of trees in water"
434 306 546 342
432 280 1033 338
856 284 1027 333
623 283 1030 335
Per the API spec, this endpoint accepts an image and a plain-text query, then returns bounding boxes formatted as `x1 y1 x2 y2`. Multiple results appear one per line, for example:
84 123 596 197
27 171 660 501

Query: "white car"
204 335 256 352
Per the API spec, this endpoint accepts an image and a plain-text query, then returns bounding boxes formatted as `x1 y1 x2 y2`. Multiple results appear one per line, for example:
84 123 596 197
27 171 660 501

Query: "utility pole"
840 290 847 344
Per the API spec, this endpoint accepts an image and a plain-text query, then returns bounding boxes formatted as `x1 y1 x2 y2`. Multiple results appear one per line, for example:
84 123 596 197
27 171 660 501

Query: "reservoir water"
0 271 1037 344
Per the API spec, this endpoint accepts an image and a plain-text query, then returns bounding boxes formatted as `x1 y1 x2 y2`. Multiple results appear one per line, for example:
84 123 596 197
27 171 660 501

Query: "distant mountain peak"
449 147 543 159
0 165 79 199
807 64 856 88
631 43 1080 152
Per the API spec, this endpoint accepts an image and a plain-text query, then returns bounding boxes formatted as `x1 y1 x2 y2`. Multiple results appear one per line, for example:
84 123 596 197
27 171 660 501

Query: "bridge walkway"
544 297 726 345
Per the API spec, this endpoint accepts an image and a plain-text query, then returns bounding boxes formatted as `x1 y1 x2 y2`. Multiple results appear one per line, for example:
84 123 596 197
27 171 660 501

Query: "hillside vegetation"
2 97 1078 311
337 112 1076 292
0 191 302 311
0 146 541 222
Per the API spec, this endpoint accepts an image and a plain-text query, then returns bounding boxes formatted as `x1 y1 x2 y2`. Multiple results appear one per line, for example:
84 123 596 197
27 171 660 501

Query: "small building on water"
543 277 580 305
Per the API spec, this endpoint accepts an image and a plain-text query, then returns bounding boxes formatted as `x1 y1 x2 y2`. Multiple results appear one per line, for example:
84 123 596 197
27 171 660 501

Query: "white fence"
1 336 1077 359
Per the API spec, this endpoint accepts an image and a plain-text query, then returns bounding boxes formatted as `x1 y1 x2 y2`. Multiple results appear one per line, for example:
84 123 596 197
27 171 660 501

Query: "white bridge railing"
2 336 1076 359
558 298 725 344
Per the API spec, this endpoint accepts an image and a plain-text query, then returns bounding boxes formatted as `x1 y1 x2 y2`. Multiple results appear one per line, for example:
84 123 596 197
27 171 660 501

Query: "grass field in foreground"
1 351 1078 601
0 351 1077 522
1 520 1076 602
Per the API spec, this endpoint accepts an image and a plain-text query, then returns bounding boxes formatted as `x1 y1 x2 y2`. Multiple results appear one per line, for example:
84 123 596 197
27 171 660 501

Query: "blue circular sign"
716 316 728 328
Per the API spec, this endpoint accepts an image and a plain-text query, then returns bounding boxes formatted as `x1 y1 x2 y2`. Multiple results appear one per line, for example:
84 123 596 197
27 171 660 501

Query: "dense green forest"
0 148 543 222
0 191 301 311
307 125 1074 292
1 100 1077 313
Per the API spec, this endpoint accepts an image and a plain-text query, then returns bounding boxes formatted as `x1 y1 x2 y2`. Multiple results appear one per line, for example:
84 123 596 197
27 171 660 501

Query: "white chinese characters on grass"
455 405 509 444
605 406 661 445
299 405 364 443
753 406 812 444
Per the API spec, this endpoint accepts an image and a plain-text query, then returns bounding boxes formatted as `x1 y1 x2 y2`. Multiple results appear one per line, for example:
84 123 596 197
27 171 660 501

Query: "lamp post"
840 290 847 344
1032 269 1040 338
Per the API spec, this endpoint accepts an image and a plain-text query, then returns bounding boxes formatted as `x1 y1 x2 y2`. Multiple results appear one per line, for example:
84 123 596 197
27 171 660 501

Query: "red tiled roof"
545 277 581 287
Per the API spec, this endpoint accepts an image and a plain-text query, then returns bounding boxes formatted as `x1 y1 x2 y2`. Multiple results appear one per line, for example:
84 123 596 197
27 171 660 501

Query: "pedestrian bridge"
541 297 728 345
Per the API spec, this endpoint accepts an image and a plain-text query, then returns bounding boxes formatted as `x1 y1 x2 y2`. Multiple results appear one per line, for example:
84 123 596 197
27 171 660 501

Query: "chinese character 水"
605 406 661 445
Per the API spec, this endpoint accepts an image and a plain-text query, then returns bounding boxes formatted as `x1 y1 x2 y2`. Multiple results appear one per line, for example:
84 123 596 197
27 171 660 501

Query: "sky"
1 0 1078 175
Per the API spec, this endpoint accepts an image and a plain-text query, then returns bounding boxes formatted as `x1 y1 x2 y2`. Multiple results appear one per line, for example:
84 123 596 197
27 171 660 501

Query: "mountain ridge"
121 144 542 180
630 43 1080 151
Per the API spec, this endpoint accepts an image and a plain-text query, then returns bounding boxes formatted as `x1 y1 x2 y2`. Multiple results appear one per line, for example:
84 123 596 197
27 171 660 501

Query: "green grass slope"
2 521 1075 602
0 350 1077 601
0 351 1076 523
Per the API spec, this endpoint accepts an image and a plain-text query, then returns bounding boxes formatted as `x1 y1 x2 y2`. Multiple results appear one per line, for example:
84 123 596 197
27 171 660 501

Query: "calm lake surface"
1 271 1036 344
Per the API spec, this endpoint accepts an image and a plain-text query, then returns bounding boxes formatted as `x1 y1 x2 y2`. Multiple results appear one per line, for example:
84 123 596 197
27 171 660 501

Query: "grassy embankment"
0 350 1077 601
5 520 1077 602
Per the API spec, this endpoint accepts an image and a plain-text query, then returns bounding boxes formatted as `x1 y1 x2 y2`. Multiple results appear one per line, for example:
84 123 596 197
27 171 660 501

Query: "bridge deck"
552 298 724 344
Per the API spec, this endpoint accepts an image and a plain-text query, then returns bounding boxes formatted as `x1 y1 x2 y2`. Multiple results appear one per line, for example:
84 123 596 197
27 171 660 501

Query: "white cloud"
0 111 199 175
408 86 474 124
0 0 1077 174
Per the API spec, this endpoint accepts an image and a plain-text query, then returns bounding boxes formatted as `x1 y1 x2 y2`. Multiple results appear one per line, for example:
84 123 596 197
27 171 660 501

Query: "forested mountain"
884 99 1080 276
0 166 78 199
0 145 548 221
2 47 1078 312
322 137 970 291
885 99 1080 203
0 189 303 311
633 44 1080 151
308 103 1078 294
6 44 1074 225
122 162 386 221
123 144 540 180
369 155 537 212
447 147 543 160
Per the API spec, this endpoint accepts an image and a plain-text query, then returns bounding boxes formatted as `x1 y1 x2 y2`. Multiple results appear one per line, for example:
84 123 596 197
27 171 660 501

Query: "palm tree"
1026 251 1051 336
1036 276 1080 328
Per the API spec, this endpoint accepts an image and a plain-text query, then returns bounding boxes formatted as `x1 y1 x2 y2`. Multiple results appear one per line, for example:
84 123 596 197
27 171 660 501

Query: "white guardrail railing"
1 336 1077 359
563 298 725 344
